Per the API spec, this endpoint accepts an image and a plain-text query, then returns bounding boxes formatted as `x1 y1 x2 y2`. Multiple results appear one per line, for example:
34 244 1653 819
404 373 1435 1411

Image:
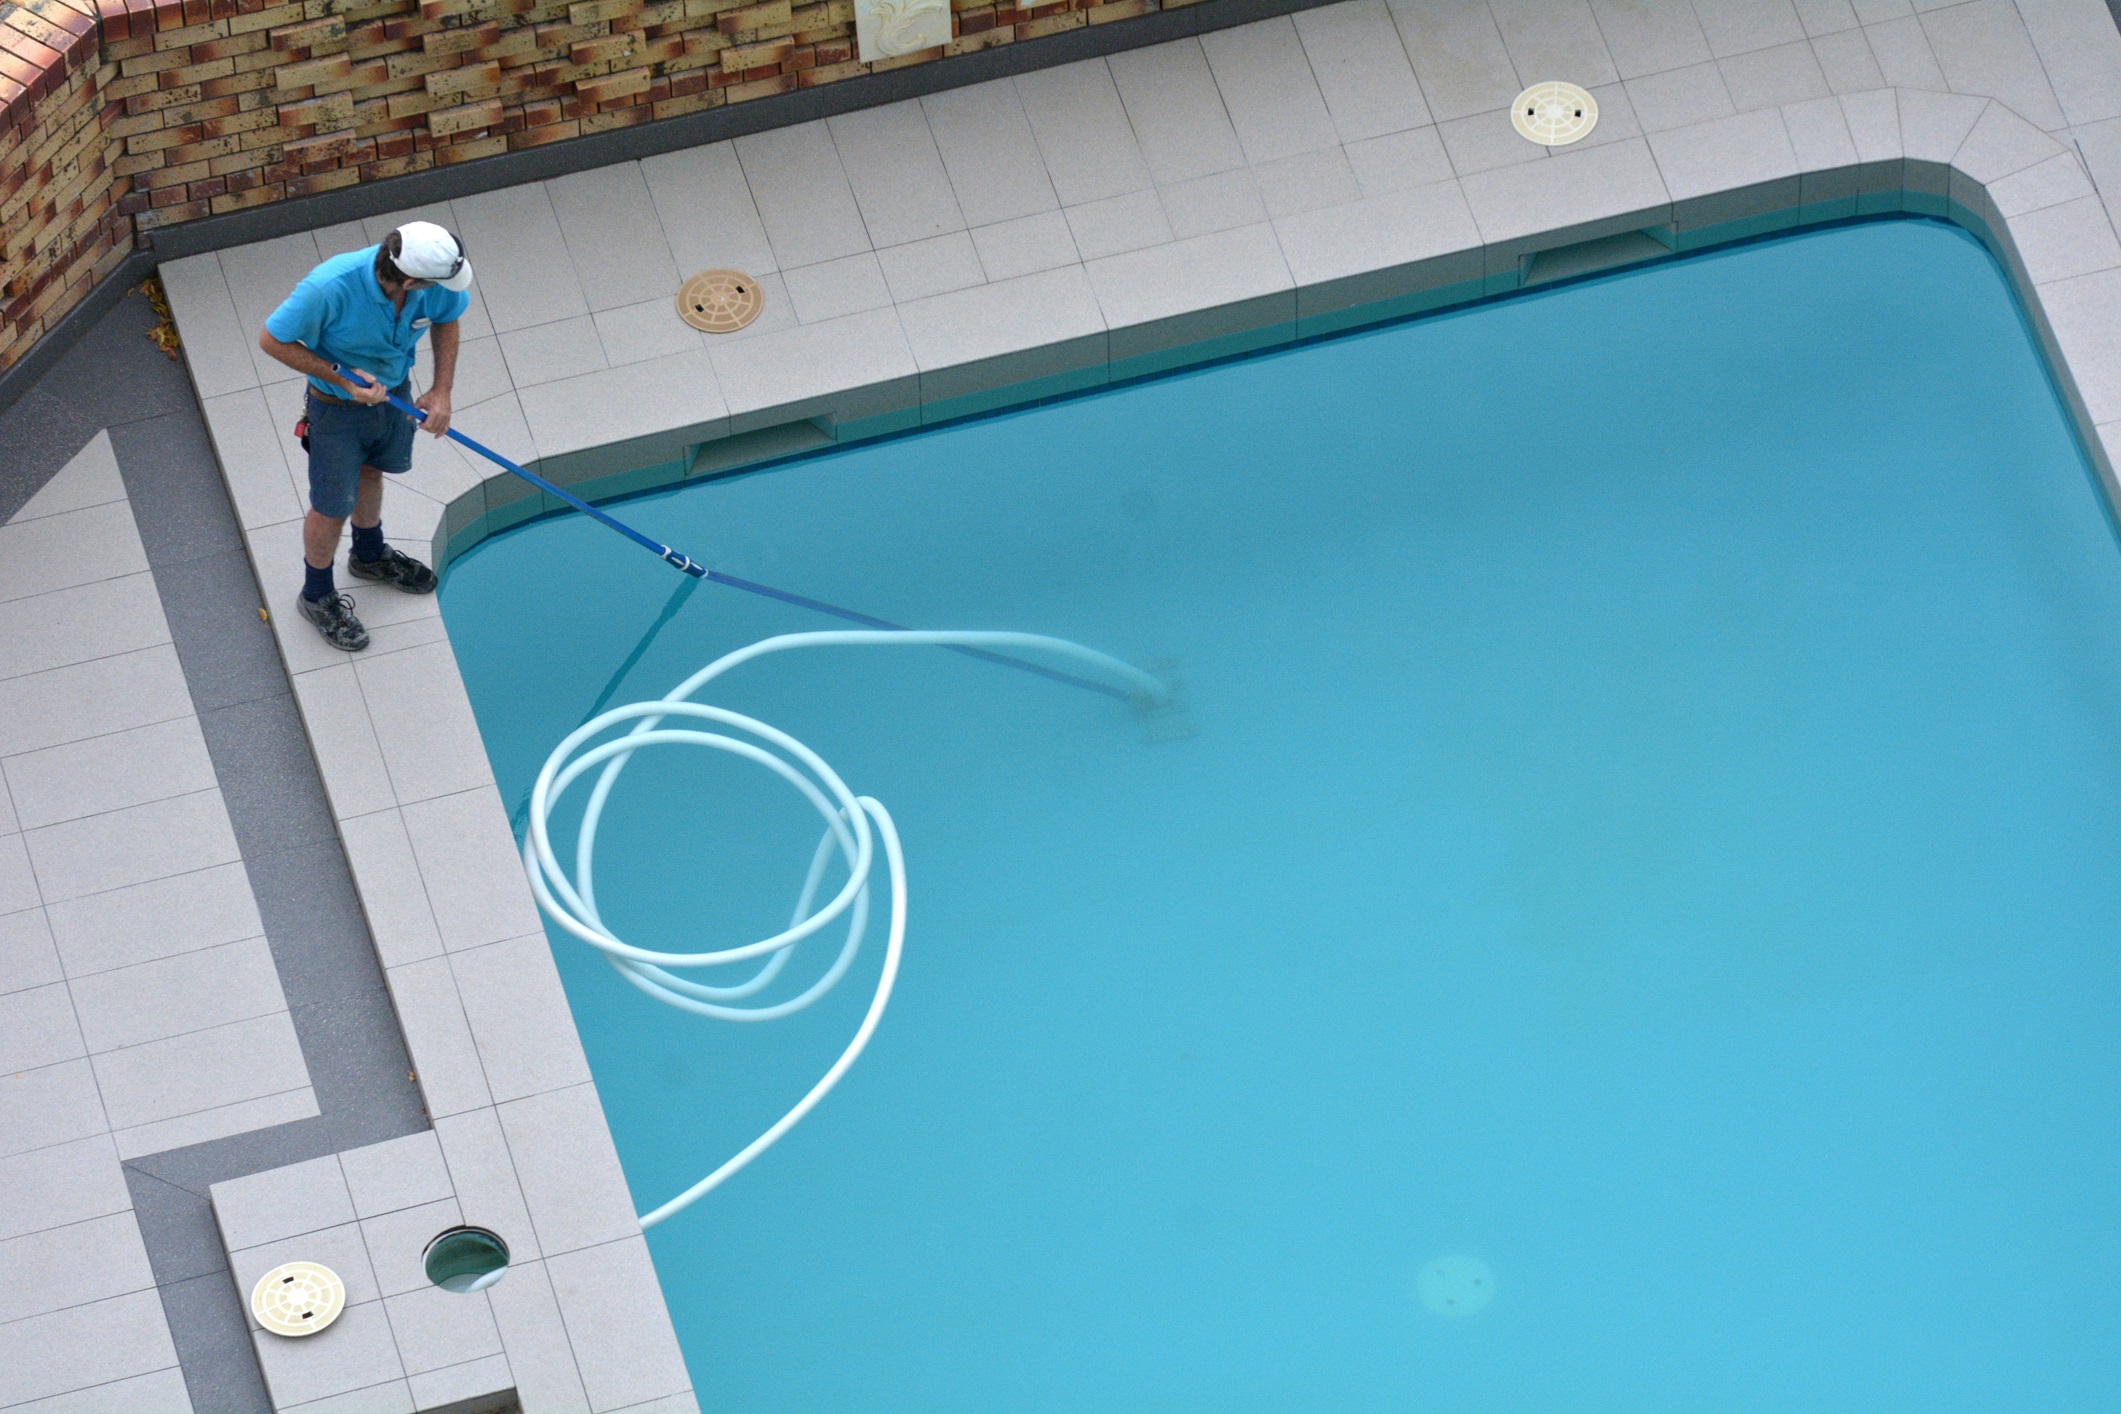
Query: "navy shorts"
305 382 414 518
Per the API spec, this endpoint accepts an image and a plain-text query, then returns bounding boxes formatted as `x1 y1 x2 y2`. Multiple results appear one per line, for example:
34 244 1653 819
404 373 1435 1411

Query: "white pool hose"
523 630 1168 1229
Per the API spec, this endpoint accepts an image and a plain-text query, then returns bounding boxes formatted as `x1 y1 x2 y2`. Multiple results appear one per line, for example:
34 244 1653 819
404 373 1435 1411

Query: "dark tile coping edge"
0 0 1339 420
430 182 2121 582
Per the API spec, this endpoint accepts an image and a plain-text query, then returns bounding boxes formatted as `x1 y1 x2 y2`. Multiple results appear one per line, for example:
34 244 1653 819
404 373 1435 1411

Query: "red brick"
96 0 133 41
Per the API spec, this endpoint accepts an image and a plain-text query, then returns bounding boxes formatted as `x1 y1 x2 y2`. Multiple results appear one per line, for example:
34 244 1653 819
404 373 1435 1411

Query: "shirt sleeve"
430 288 472 326
264 276 327 349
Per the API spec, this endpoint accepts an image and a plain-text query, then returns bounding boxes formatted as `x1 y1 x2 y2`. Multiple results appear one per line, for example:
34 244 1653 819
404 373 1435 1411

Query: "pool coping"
171 86 2121 1414
423 89 2121 565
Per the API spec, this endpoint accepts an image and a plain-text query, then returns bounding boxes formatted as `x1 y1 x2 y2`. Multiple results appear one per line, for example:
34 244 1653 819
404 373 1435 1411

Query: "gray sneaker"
297 590 369 651
347 544 438 594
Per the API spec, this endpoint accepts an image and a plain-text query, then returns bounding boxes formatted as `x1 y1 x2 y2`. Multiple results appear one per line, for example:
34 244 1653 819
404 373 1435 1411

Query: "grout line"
55 931 269 990
110 1084 320 1152
15 782 229 842
0 567 171 633
73 991 295 1064
0 1350 184 1400
0 713 209 781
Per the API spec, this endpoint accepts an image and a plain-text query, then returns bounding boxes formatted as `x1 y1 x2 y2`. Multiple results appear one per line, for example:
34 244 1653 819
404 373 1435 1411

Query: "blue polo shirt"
265 245 470 397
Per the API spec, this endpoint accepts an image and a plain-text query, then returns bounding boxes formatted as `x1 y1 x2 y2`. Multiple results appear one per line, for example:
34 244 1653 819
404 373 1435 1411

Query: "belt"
309 381 398 405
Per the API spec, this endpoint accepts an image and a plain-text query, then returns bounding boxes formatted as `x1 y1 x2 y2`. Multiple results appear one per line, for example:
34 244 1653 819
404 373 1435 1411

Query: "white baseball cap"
392 221 474 292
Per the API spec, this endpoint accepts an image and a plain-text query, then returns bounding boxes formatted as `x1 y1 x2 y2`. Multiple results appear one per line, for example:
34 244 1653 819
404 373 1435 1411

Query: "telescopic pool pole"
336 368 1138 702
335 366 708 576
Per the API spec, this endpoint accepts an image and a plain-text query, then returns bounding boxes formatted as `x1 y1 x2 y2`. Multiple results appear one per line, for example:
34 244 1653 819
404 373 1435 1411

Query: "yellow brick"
427 97 502 134
271 15 349 51
105 72 161 100
718 0 788 29
280 91 357 128
385 48 454 79
1013 9 1081 37
212 185 282 214
566 0 640 21
945 24 1009 51
435 132 507 162
568 29 641 63
578 64 650 99
718 36 788 69
726 69 795 99
386 88 451 118
152 18 233 51
105 111 164 139
230 3 308 36
275 54 354 91
167 135 245 165
651 87 720 118
120 48 194 78
205 107 280 137
167 58 239 86
424 59 502 95
799 56 864 84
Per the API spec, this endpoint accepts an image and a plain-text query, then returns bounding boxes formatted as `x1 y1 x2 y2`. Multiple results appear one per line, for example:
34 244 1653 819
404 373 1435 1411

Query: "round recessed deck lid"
251 1262 345 1337
1511 81 1598 146
677 269 764 333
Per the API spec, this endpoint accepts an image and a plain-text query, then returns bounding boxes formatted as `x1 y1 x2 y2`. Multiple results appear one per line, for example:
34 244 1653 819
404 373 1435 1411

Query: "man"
258 221 473 650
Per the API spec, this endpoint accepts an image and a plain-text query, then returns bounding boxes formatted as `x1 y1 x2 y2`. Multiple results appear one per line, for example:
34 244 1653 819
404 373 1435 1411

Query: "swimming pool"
440 220 2121 1409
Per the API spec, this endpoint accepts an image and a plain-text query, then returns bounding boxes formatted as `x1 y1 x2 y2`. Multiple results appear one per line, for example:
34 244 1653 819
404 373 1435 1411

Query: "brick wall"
1 0 131 368
1 0 1180 371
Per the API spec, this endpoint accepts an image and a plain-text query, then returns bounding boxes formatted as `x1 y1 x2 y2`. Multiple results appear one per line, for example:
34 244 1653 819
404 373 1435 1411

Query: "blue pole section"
333 367 708 577
334 368 1137 702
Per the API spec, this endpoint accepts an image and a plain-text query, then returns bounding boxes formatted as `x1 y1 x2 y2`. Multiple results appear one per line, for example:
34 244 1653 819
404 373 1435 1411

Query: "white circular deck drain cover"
251 1262 346 1337
677 269 764 333
1417 1254 1495 1317
1512 81 1598 146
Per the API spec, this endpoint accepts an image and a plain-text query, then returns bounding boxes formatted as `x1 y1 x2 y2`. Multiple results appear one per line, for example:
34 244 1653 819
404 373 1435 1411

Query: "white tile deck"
123 1 2121 1410
0 435 320 1414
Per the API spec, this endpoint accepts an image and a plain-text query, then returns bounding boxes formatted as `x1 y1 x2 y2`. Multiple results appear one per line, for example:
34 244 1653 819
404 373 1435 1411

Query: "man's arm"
414 318 458 437
257 330 387 405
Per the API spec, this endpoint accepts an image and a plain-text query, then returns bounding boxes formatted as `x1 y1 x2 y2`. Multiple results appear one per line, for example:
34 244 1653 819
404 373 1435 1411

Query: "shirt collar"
365 253 393 306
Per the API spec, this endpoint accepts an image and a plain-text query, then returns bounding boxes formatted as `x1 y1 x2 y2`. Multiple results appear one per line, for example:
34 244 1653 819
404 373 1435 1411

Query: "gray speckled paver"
0 434 317 1412
0 287 432 1414
132 1 2121 1410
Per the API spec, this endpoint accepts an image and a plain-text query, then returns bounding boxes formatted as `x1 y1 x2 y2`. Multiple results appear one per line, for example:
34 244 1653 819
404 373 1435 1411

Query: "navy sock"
351 523 385 563
303 561 335 603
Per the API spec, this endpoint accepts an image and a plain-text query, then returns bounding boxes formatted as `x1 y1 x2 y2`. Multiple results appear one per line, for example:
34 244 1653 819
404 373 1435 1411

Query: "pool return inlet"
343 372 1176 1228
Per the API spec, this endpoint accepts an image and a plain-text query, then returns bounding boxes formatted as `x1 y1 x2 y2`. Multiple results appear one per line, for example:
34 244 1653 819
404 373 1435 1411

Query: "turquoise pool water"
441 221 2121 1409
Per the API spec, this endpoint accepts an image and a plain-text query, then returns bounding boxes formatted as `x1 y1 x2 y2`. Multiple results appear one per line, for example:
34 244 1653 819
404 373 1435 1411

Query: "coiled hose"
524 630 1167 1229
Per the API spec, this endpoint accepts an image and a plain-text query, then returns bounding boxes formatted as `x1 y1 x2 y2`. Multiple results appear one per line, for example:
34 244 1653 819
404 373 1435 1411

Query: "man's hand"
345 368 389 406
414 387 452 437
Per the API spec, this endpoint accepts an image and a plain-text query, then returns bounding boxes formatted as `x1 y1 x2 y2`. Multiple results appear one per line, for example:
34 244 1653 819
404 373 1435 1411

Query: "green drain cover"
424 1226 510 1293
